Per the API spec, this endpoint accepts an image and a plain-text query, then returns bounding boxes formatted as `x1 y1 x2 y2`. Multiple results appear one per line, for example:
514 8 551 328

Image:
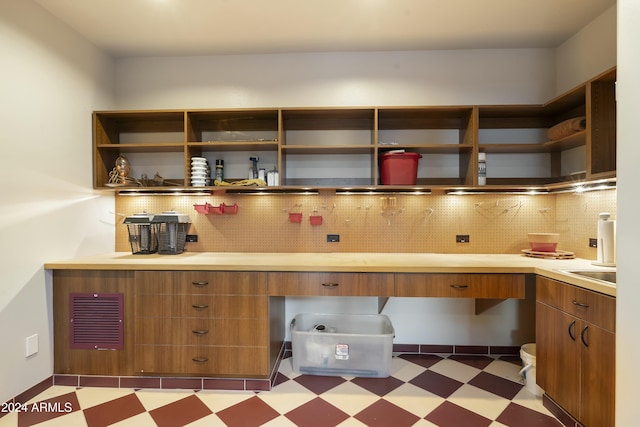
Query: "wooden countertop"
44 252 616 297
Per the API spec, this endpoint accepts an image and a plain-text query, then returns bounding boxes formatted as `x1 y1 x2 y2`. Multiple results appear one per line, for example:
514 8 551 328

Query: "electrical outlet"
589 238 597 248
456 234 470 243
327 234 340 242
186 235 198 243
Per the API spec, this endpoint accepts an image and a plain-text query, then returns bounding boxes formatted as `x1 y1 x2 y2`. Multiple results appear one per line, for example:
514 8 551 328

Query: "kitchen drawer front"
135 294 268 318
136 317 268 346
395 273 525 298
267 272 394 296
537 277 615 332
136 271 267 295
135 345 269 376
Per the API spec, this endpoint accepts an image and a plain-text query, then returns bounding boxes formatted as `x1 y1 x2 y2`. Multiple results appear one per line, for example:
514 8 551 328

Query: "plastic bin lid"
151 211 191 223
123 213 154 224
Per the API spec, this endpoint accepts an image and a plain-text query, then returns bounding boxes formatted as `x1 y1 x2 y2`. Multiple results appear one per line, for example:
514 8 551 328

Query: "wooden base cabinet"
134 271 282 378
536 277 615 427
53 270 135 376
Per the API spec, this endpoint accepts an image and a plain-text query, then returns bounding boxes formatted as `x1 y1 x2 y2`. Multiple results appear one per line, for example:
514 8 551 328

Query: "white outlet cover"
25 334 38 357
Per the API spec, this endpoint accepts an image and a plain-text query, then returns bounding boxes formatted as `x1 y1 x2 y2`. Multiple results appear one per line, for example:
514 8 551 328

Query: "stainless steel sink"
561 270 616 285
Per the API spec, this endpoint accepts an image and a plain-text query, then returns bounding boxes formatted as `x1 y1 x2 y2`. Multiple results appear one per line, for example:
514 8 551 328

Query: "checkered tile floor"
2 353 562 426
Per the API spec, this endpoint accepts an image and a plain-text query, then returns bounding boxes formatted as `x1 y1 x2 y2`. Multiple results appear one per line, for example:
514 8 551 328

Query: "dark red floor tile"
468 371 523 400
496 402 563 427
82 393 145 427
216 395 279 427
272 371 290 387
294 375 346 394
149 394 212 427
202 378 245 391
17 391 80 427
350 376 404 396
448 354 494 369
161 377 202 390
409 370 463 398
285 397 349 427
354 399 420 427
425 401 492 427
398 353 444 368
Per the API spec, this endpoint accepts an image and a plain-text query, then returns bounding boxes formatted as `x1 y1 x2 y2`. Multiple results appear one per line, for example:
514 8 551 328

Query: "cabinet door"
395 273 525 298
53 270 135 375
580 323 615 427
536 302 581 418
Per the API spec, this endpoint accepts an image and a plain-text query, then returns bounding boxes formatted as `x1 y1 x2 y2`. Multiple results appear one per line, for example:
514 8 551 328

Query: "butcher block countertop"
44 252 616 297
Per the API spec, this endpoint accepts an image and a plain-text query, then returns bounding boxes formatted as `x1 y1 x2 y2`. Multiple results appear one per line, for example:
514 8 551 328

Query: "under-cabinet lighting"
117 188 213 196
553 179 617 194
446 189 548 195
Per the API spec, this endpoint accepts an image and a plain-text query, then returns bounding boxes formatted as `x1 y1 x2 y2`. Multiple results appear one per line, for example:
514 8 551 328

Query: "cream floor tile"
336 416 369 426
447 383 511 420
195 389 258 413
134 389 200 411
483 359 525 384
388 358 428 382
32 410 88 426
511 388 554 416
278 358 299 379
182 412 228 427
111 411 157 427
261 414 299 427
490 421 510 426
0 413 18 426
319 381 380 416
257 379 316 414
428 359 482 383
383 383 445 418
74 387 136 410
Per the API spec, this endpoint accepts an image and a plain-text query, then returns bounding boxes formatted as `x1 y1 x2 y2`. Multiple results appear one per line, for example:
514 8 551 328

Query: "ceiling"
34 0 616 57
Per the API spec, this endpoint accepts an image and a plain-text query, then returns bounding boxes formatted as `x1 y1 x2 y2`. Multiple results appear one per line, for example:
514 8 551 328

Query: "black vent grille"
70 293 124 350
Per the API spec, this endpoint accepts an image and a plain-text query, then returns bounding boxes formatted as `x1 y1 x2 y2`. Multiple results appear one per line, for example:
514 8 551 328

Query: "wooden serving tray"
521 249 575 259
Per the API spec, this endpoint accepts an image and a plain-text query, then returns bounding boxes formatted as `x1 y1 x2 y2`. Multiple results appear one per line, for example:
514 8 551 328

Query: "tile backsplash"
115 189 616 258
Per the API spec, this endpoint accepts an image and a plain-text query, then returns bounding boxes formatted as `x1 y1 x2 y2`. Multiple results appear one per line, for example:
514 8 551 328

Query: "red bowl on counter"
528 233 559 252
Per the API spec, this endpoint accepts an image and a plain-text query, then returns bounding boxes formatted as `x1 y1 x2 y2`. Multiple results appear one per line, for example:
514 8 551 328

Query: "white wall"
116 49 556 109
616 1 639 424
0 0 115 403
555 4 617 94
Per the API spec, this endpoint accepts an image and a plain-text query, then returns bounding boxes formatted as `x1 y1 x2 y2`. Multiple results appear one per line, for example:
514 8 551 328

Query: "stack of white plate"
190 157 210 187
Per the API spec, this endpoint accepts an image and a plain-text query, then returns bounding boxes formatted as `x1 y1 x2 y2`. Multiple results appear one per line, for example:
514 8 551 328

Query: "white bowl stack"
190 157 210 187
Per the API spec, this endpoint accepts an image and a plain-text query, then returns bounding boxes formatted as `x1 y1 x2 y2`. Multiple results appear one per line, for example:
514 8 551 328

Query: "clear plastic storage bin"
290 313 394 378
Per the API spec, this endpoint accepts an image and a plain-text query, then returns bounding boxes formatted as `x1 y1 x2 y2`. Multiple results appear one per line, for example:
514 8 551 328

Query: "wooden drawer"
135 271 267 295
537 276 615 332
135 317 268 346
267 272 394 296
135 345 269 376
395 273 525 298
135 294 268 318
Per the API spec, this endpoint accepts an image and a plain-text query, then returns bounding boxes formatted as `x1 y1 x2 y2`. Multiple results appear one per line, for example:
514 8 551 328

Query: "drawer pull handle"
581 325 589 347
192 304 209 309
568 320 576 341
192 357 208 363
321 283 339 287
450 285 469 289
192 281 209 287
192 329 209 335
572 300 590 308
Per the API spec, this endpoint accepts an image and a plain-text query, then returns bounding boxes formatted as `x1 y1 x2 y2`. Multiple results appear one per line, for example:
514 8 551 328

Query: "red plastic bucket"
380 152 422 185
